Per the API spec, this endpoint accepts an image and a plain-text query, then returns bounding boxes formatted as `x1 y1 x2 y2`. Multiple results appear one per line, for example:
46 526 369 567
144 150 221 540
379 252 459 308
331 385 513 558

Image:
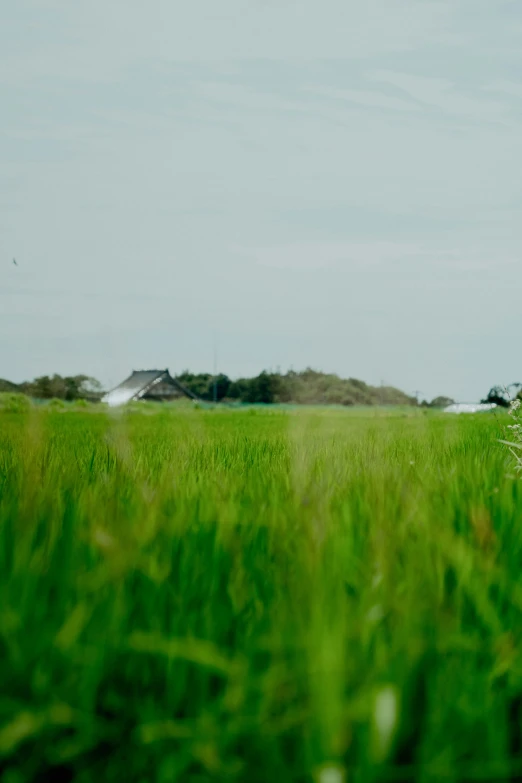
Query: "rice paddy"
0 404 521 782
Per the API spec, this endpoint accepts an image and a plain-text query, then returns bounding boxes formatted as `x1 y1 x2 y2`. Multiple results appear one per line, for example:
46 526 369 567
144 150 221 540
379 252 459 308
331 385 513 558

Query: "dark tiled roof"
103 369 198 406
115 370 166 392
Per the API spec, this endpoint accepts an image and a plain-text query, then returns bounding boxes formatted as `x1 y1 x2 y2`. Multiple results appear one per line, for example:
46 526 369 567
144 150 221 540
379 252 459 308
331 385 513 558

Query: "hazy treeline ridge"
0 375 102 401
177 369 450 407
0 368 463 406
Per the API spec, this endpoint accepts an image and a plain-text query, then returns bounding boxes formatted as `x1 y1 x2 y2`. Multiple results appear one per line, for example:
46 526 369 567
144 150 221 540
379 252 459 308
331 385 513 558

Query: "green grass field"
1 405 521 782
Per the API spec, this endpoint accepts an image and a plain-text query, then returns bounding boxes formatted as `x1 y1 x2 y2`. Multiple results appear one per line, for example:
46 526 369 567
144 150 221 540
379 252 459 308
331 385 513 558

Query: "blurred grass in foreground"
0 406 521 782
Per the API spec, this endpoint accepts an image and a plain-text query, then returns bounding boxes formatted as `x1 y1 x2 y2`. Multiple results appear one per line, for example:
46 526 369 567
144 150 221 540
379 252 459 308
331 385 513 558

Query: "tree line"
0 375 102 401
2 370 518 407
1 369 419 406
177 369 419 406
481 384 522 408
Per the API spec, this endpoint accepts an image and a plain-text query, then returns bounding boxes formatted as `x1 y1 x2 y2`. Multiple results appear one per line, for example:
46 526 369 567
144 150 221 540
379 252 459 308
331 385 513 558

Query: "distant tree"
227 370 416 406
29 375 54 399
482 383 522 408
429 396 455 408
79 377 103 396
482 386 511 408
0 379 21 393
251 371 280 404
64 376 84 401
228 372 281 404
176 372 213 400
21 374 102 401
212 374 231 401
510 383 522 401
348 378 368 392
227 377 252 401
176 372 230 401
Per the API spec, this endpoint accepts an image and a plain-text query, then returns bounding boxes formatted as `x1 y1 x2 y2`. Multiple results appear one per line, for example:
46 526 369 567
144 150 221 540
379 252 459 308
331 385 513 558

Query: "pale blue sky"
2 0 522 400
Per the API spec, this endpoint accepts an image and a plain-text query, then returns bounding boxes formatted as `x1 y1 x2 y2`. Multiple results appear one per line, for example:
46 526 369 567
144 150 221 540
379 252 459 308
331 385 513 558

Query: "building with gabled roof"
102 369 199 407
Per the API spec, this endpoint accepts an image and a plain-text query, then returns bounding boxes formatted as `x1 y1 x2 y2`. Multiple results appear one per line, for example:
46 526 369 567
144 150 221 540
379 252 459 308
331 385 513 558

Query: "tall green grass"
0 406 521 782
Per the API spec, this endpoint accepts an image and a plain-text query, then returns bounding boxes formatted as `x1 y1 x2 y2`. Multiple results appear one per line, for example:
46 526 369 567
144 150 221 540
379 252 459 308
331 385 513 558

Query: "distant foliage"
176 372 232 402
47 397 67 409
0 378 21 394
20 374 102 401
426 396 455 408
482 384 522 409
5 374 103 402
0 392 31 413
178 368 416 406
228 371 282 404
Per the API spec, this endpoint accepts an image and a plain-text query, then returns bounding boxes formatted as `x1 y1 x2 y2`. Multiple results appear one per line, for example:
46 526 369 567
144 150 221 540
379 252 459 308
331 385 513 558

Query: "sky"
2 0 522 401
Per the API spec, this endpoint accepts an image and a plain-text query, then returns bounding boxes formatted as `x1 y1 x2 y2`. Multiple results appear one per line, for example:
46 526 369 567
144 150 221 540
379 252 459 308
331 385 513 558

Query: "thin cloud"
369 70 510 124
303 85 420 114
237 241 424 270
236 241 519 273
484 80 522 100
0 0 457 84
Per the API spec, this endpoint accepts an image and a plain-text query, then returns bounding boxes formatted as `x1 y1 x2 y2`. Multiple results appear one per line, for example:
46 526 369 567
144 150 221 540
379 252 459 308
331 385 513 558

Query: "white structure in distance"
444 402 497 414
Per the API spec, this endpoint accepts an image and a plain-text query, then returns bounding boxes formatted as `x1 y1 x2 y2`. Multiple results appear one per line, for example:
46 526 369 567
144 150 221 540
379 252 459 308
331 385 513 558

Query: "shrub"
430 396 455 408
48 398 66 410
0 392 31 413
